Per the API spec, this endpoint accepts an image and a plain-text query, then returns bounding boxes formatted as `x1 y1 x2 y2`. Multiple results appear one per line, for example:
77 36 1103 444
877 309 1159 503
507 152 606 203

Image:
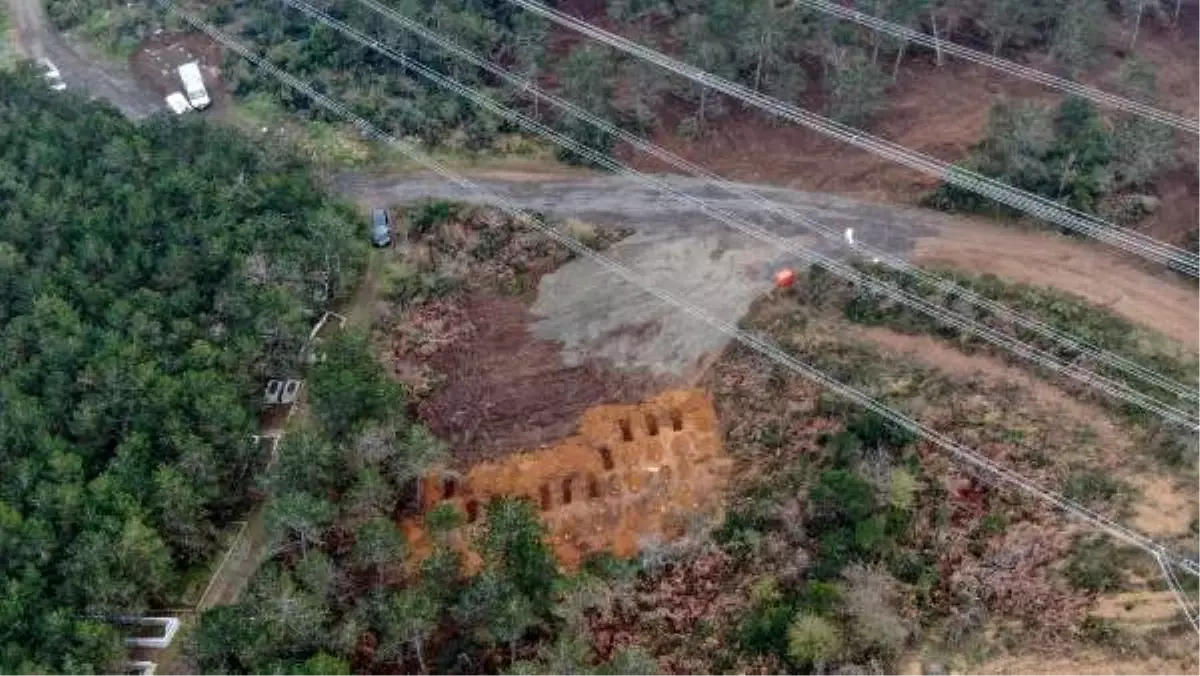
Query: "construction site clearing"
358 199 1197 673
402 389 730 570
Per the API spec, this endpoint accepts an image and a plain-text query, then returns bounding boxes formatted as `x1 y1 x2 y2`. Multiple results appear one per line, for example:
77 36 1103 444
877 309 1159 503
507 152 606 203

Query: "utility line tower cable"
793 0 1199 134
500 0 1199 277
344 0 1197 407
150 0 1200 579
275 0 1199 431
1157 552 1200 632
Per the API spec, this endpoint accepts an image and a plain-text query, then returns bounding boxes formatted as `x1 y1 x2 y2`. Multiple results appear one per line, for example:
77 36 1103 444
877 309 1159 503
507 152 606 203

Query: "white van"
177 62 211 109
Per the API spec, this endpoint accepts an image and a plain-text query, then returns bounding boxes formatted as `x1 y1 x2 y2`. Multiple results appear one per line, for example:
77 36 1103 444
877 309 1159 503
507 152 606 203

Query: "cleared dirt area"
3 0 161 117
408 293 666 462
621 57 1043 204
615 14 1199 247
1093 590 1190 624
367 203 681 465
854 326 1133 445
128 30 228 111
1126 474 1198 538
975 644 1198 676
338 171 1199 358
910 218 1200 348
404 389 730 569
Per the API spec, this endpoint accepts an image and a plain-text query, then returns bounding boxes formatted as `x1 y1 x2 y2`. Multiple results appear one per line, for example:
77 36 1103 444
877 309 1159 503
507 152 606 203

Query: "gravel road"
335 172 938 376
5 0 161 118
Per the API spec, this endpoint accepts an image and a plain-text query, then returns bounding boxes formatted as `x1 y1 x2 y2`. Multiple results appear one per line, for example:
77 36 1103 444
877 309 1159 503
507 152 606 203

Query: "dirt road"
336 172 933 374
4 0 160 117
335 172 1198 375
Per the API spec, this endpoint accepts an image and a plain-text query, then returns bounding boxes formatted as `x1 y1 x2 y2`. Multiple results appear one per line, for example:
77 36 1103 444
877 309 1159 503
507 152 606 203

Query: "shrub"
380 261 423 302
1079 615 1141 655
813 528 859 580
1062 467 1125 507
810 470 875 528
407 200 458 236
840 565 910 662
1147 429 1199 470
380 262 461 306
786 613 842 668
887 468 918 512
753 422 787 450
825 430 863 468
847 411 917 450
888 550 932 585
1064 536 1128 592
737 595 796 658
797 581 841 615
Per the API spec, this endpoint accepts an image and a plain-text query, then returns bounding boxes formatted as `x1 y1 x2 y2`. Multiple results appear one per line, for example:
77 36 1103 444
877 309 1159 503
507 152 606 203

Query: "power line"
793 0 1199 134
1157 552 1200 632
275 0 1200 431
153 0 1198 577
344 0 1197 407
500 0 1199 277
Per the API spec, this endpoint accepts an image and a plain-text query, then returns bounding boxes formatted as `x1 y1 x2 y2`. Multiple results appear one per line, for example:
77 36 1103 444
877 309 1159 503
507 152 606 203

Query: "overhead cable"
345 0 1197 407
1157 552 1200 632
151 0 1200 579
275 0 1199 431
793 0 1199 134
500 0 1200 277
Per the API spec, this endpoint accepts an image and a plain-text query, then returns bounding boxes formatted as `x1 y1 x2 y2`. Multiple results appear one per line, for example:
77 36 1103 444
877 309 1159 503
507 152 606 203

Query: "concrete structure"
112 616 179 649
280 379 303 405
264 379 283 405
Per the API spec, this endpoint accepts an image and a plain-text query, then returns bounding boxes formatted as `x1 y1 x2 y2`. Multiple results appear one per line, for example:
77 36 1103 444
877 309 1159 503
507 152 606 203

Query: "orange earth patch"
401 389 731 569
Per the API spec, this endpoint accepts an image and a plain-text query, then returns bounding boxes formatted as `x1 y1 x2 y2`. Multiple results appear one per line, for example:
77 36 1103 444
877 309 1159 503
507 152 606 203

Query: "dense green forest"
0 67 367 672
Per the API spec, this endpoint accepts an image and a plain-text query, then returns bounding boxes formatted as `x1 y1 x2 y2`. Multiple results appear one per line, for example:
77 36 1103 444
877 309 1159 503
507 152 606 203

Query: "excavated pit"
400 389 730 569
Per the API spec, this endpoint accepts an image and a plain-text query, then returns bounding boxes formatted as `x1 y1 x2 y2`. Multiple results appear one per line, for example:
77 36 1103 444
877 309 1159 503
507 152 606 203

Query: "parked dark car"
371 208 392 247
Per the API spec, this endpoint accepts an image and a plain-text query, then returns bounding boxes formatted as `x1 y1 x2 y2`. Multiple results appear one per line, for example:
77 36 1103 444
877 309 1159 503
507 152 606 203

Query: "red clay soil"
410 293 667 464
617 55 1045 200
403 389 731 570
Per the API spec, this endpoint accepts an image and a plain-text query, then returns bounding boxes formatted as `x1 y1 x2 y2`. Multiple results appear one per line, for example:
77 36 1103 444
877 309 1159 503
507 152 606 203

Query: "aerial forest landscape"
0 0 1197 673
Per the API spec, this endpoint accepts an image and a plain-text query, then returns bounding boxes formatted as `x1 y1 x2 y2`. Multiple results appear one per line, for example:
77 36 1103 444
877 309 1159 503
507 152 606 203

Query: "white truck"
177 62 211 110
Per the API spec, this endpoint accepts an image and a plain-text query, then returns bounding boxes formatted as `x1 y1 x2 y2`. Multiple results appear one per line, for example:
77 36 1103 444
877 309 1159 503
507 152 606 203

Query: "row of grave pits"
440 409 692 524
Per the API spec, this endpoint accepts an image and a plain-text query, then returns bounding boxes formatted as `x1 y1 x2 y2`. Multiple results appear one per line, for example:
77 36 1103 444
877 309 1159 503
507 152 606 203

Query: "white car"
165 92 193 115
39 59 66 91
